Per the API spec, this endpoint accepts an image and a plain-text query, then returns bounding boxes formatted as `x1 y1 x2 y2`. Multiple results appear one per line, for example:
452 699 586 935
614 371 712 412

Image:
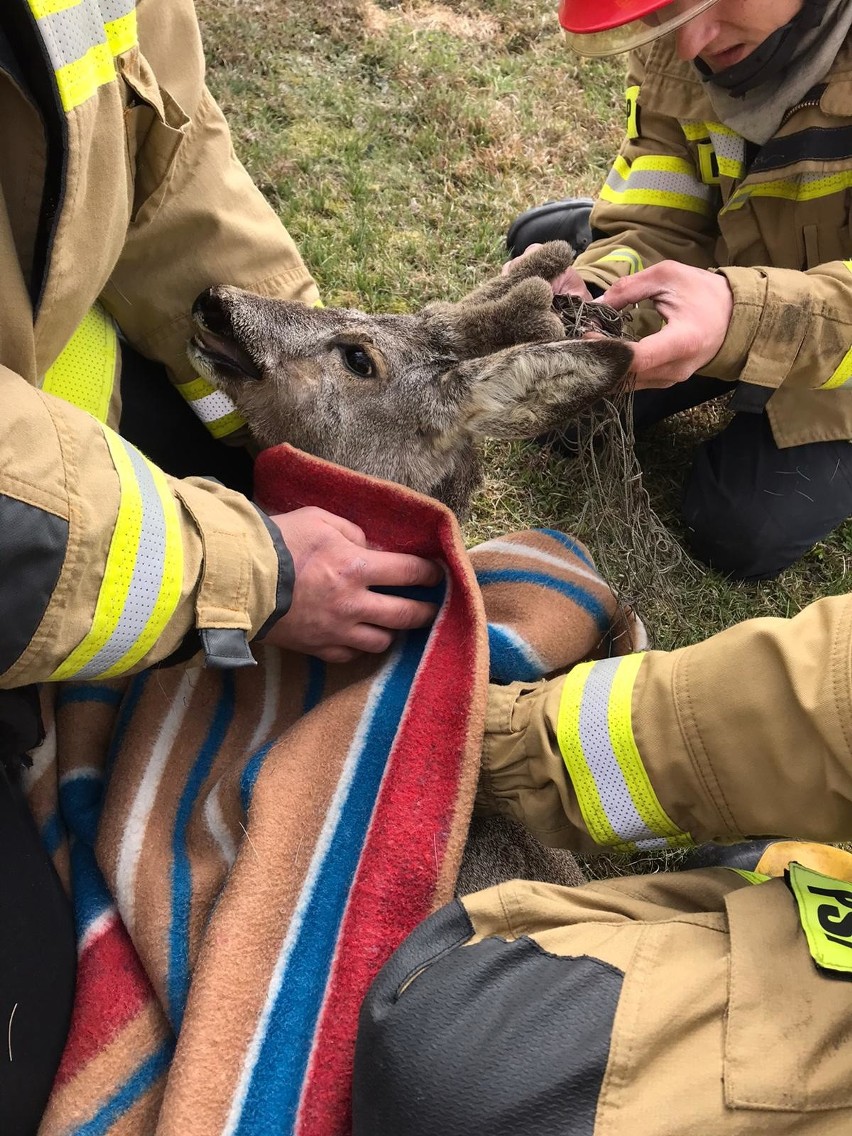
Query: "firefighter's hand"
261 507 442 663
502 243 594 300
600 261 733 389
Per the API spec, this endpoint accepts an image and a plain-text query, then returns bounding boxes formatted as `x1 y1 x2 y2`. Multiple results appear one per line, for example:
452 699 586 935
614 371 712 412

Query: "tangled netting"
549 296 705 646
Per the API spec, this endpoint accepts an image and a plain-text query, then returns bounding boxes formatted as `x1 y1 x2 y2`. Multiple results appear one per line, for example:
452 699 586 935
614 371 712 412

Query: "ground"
195 0 852 656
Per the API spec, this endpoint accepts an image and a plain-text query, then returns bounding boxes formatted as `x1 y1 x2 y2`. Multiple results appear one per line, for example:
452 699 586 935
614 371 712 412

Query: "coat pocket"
119 48 189 226
724 878 852 1114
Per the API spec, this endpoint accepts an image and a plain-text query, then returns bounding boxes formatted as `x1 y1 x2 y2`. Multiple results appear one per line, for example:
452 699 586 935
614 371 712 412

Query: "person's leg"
354 858 852 1135
683 411 852 578
118 341 254 496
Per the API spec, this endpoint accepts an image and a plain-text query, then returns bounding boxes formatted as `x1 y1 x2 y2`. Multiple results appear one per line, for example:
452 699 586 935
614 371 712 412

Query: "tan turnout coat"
574 33 852 447
0 0 318 688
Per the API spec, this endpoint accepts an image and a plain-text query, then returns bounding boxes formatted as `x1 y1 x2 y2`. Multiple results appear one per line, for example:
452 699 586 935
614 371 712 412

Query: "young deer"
187 242 632 517
187 242 632 892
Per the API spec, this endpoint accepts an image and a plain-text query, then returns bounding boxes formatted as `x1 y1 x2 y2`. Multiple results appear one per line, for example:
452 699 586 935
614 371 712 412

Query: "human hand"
598 261 733 389
261 506 443 663
502 243 594 300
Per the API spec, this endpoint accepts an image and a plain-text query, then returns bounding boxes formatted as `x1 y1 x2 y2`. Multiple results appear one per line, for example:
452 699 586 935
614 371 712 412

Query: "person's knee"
683 495 792 579
353 900 623 1135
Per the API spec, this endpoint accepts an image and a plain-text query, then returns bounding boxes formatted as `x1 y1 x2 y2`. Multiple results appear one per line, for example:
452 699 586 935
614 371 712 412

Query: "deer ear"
424 277 564 359
458 338 633 439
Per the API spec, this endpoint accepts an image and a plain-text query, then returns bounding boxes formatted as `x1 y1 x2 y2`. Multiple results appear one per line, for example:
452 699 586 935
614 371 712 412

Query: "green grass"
196 0 852 653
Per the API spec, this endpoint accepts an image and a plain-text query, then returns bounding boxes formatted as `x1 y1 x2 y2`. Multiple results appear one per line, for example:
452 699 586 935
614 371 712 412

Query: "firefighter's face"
670 0 804 70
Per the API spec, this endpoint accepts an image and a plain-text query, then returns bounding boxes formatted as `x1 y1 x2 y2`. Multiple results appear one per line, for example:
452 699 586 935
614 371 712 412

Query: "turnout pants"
354 595 852 1135
633 376 852 579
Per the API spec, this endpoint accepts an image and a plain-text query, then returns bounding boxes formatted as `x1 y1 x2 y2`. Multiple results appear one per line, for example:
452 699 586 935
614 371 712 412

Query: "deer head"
187 242 633 516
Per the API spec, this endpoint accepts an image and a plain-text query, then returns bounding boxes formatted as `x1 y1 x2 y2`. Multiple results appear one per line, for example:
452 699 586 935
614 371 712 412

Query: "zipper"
780 83 827 130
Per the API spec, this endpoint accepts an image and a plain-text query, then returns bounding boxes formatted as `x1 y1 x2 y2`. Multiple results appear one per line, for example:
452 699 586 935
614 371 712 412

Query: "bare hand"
261 507 443 663
599 262 733 388
502 243 594 300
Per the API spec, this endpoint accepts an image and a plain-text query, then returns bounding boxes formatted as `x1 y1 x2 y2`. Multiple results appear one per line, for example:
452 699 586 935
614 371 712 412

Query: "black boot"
506 197 595 258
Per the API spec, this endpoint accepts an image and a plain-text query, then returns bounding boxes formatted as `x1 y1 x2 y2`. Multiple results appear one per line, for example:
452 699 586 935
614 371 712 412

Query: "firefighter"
509 0 852 580
0 4 438 1128
354 579 852 1135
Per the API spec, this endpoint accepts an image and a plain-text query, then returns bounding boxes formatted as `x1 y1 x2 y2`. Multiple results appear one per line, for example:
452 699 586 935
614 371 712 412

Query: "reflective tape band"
557 654 692 852
43 302 118 423
28 0 137 112
681 120 745 182
50 430 183 681
821 261 852 390
595 247 643 275
176 376 247 439
602 154 716 217
625 84 640 141
725 169 852 213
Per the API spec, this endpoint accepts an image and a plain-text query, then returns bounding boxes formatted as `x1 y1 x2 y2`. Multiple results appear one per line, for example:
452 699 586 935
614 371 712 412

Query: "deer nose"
192 287 235 338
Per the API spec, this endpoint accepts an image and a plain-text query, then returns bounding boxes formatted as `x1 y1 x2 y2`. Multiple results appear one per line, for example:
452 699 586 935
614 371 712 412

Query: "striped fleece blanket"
24 445 643 1136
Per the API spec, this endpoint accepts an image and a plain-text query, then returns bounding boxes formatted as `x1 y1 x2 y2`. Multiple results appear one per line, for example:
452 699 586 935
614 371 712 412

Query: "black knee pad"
353 900 623 1136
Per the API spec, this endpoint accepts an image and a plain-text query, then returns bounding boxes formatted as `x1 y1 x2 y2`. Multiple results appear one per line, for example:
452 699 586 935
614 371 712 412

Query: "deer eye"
340 345 375 378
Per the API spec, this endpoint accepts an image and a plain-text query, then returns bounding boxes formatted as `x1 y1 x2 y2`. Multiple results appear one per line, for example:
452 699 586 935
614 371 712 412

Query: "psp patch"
788 861 852 977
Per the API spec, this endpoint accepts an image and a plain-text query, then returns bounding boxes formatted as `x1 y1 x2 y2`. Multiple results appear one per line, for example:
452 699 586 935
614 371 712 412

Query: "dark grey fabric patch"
354 899 623 1136
199 627 257 669
0 496 67 675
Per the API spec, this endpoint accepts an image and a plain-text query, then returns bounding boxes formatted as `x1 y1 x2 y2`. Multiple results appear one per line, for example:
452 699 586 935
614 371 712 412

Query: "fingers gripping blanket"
24 446 643 1136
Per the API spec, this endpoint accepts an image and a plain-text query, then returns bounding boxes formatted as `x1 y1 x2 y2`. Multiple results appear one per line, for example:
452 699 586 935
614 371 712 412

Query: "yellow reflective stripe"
697 141 720 186
557 662 624 848
596 247 643 275
50 430 183 680
30 0 79 14
603 154 715 217
625 84 640 141
820 262 852 389
729 869 771 885
607 653 687 843
177 375 248 438
726 170 852 213
50 430 143 681
681 120 706 142
105 8 137 56
42 303 117 423
556 656 692 852
96 457 182 677
54 39 115 112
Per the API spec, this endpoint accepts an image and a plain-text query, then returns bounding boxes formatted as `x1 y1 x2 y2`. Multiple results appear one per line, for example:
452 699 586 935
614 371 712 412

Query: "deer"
187 242 632 519
186 241 634 893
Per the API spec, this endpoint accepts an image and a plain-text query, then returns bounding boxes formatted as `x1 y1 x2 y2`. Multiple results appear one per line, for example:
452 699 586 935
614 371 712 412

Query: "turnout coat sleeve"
480 594 852 853
571 48 719 294
0 368 288 687
101 0 319 394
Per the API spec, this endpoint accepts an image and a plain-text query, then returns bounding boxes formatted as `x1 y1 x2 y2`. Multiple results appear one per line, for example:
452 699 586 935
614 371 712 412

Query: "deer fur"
186 242 632 891
187 242 633 518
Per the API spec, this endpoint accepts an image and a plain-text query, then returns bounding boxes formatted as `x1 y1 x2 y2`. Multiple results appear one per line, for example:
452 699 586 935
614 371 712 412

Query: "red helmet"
558 0 722 57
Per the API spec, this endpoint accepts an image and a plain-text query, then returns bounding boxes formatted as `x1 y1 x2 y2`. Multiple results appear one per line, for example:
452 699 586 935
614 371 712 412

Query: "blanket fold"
25 445 639 1136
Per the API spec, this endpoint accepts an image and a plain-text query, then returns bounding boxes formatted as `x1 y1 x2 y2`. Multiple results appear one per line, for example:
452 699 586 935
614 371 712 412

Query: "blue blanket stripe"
57 683 124 708
69 840 114 941
74 1039 175 1136
60 772 104 848
232 631 426 1136
41 810 65 856
168 674 236 1029
487 624 545 684
475 569 610 633
535 528 596 569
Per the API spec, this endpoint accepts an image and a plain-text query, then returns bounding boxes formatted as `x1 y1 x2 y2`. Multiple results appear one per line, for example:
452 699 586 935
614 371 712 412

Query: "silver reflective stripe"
190 389 242 424
37 0 106 72
708 128 745 176
74 442 167 678
605 164 714 203
34 0 135 73
577 657 669 849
